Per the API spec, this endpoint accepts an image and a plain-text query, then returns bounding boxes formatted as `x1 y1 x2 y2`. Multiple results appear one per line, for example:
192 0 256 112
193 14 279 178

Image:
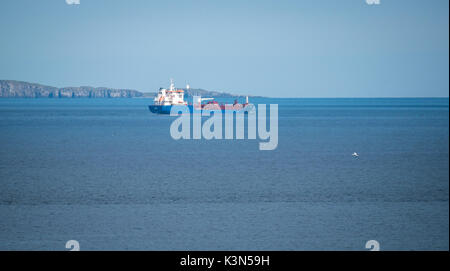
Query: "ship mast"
170 78 174 91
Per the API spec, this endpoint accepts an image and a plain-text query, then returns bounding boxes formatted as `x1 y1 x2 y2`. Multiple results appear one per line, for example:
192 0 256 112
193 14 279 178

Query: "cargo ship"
148 79 252 114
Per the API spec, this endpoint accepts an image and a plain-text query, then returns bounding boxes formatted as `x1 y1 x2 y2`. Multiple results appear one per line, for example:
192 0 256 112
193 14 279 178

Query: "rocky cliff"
0 80 143 98
0 80 256 99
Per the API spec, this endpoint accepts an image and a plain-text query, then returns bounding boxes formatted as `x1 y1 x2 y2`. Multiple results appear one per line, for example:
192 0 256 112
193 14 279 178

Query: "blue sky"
0 0 448 97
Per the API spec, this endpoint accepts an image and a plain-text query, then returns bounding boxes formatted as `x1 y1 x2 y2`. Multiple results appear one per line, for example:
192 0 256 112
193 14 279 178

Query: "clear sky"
0 0 448 97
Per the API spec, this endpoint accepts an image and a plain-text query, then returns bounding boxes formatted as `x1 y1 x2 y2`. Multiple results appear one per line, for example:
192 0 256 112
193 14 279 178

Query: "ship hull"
148 105 174 114
148 104 252 114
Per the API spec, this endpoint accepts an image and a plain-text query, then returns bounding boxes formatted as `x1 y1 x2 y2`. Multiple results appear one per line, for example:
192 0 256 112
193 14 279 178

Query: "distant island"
0 80 255 99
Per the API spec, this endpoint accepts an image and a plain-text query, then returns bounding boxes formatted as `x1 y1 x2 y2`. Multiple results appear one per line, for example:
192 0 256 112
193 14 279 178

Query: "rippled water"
0 98 448 250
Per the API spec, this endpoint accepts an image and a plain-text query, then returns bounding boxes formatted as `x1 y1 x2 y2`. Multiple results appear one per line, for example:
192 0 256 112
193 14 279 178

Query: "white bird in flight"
352 152 359 157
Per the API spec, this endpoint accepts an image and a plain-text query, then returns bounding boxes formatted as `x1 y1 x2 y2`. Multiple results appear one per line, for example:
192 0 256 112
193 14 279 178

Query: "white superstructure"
153 79 187 106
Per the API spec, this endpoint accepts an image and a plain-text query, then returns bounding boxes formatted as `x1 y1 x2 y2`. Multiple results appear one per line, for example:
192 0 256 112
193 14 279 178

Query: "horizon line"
1 79 448 99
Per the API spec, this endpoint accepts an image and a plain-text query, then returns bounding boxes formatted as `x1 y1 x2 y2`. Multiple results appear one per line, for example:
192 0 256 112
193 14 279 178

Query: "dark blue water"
0 98 448 250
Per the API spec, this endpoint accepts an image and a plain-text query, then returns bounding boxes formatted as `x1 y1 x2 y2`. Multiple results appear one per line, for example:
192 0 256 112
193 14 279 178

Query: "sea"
0 97 448 250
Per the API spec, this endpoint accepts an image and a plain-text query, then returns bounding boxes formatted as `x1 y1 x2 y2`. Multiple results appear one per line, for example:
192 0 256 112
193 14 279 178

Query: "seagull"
352 152 359 157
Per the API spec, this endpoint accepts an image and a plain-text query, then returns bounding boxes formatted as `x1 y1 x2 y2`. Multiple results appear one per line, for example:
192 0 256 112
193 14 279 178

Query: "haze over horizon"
0 0 448 98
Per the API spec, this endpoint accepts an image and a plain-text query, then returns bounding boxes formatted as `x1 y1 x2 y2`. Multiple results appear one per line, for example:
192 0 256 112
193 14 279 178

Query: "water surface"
0 98 448 250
